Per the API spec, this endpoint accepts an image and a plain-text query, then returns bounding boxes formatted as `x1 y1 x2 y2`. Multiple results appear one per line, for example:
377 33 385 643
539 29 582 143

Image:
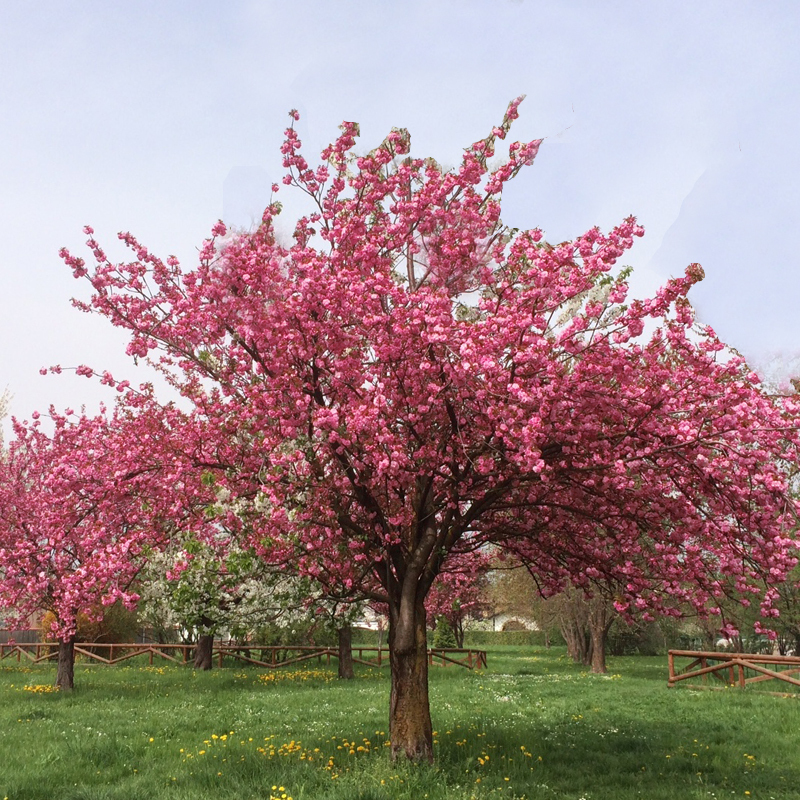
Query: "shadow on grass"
2 650 799 799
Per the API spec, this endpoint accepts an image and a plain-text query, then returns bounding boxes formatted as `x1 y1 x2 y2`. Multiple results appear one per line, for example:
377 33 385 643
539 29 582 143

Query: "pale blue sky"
2 0 799 430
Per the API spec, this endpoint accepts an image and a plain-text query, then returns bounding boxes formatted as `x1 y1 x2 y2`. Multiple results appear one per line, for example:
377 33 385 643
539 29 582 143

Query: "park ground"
0 645 798 800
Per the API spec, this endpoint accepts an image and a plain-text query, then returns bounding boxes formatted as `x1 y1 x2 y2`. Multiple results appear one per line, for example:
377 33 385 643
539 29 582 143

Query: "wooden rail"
668 649 800 693
0 642 487 671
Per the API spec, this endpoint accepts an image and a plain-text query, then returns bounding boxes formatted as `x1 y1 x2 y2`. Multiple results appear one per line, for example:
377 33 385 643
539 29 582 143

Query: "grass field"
0 645 798 799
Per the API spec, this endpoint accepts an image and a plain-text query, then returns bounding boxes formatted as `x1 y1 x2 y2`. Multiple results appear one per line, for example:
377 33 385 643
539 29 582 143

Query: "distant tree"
426 551 491 648
545 586 616 673
432 615 457 648
489 563 616 671
309 598 366 679
40 601 139 647
1 412 132 688
137 532 302 670
488 561 540 622
0 403 212 689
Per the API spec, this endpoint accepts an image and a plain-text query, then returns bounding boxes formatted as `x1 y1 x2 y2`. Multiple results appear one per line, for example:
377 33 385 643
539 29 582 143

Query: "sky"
1 0 799 434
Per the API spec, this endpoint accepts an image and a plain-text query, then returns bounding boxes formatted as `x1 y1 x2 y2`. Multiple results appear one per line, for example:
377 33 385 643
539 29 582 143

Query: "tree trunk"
337 625 354 680
588 617 609 674
561 620 579 661
454 617 465 649
389 599 433 762
55 636 75 691
561 618 591 666
583 634 594 667
194 634 214 670
588 600 613 674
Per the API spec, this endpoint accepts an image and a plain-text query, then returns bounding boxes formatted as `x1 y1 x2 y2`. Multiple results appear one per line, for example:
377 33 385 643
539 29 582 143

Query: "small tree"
304 597 365 679
0 409 170 687
427 551 491 648
137 533 303 669
40 601 139 648
431 616 457 648
539 586 616 673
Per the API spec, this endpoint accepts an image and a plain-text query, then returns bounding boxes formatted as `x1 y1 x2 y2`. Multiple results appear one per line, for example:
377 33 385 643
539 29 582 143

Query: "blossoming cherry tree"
63 99 800 757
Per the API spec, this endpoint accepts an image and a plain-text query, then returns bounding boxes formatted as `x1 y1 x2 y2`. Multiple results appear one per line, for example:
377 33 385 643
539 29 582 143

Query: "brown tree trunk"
337 625 354 680
588 601 614 674
454 617 465 649
561 620 579 661
194 634 214 670
389 598 433 762
56 636 75 691
589 629 607 673
561 618 591 666
588 595 614 675
588 617 608 674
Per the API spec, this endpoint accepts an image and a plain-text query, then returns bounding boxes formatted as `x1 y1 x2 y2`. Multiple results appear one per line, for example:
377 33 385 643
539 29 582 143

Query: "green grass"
1 646 798 799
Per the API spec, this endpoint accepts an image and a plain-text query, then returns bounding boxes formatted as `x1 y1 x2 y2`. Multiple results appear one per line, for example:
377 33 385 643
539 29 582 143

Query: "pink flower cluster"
0 399 217 640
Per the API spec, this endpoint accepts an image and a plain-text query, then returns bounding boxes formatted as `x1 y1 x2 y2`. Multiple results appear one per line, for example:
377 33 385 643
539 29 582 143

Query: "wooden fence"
0 629 39 645
668 649 800 694
0 642 487 671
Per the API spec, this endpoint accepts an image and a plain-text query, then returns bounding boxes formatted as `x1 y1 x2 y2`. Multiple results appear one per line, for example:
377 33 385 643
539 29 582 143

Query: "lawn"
0 646 797 799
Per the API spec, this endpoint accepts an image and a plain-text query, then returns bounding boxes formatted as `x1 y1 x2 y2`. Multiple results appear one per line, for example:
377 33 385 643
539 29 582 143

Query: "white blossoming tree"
137 533 305 669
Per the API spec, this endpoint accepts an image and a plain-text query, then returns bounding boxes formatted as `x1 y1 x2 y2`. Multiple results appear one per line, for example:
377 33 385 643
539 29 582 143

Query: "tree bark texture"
389 599 434 762
588 604 613 674
194 634 214 670
454 618 465 649
55 636 75 691
561 617 592 666
337 624 354 680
